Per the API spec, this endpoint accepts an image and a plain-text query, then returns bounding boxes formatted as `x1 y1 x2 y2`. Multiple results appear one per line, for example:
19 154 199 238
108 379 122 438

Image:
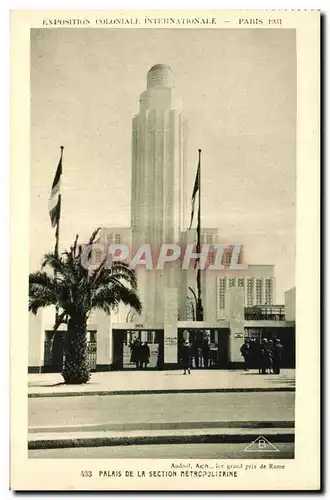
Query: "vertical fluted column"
131 65 187 326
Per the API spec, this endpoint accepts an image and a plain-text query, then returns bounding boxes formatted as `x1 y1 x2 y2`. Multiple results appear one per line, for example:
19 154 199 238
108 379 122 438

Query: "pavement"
28 389 295 453
28 368 295 397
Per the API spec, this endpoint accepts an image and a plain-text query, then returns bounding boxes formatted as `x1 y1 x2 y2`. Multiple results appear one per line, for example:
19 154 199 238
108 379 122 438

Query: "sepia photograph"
10 9 320 491
28 25 296 460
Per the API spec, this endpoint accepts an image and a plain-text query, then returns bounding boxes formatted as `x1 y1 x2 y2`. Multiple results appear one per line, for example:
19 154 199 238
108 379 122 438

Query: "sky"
30 28 296 302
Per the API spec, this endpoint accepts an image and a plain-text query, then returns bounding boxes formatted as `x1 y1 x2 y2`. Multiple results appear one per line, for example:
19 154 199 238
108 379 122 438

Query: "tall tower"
131 64 187 325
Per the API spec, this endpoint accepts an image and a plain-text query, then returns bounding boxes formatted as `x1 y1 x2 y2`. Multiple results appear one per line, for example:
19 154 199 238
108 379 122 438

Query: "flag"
48 147 63 228
194 209 201 270
188 160 200 230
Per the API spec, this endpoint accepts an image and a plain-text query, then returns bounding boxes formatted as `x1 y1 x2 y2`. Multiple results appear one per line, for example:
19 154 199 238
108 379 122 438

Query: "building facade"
179 228 276 323
217 266 276 320
28 65 295 373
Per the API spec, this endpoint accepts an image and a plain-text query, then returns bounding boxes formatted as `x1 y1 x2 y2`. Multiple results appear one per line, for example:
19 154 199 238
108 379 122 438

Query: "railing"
43 332 97 372
245 313 286 321
44 338 53 366
86 340 97 371
244 306 285 321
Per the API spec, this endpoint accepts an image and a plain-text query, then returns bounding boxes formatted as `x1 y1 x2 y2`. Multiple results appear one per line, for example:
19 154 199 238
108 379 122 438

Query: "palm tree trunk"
62 314 91 384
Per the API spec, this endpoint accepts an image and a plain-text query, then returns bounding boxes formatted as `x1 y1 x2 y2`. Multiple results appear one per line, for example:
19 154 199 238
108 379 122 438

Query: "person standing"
240 339 250 371
181 340 192 375
130 338 142 369
272 338 283 374
249 338 257 370
141 341 150 369
268 339 274 373
259 338 271 374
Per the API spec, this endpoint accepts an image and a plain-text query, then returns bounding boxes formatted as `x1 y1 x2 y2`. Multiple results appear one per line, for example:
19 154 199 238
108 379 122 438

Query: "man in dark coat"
240 339 250 371
201 334 210 369
272 338 283 374
259 338 271 374
181 340 192 375
141 342 150 369
248 338 257 369
130 338 142 369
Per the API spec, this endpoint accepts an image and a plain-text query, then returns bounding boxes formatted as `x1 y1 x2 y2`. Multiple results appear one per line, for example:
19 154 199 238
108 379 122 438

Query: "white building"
28 65 294 373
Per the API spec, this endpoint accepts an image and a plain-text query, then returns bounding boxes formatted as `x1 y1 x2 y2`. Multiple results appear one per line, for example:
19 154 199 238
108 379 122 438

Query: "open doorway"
177 328 230 369
112 329 164 370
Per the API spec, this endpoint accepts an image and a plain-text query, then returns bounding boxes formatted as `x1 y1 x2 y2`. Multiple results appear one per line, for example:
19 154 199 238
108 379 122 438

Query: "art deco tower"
131 64 187 325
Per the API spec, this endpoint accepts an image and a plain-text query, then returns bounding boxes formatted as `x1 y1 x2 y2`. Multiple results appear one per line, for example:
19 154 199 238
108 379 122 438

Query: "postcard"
10 9 320 491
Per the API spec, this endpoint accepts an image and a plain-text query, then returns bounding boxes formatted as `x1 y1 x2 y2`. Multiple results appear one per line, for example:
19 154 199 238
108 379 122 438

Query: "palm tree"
29 229 142 384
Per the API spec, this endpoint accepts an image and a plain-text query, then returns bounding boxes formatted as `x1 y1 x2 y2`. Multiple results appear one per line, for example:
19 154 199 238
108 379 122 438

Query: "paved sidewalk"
28 369 295 397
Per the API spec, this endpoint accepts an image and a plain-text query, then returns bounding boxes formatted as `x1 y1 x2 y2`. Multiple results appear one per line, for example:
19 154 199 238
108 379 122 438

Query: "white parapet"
94 310 112 367
28 310 45 370
285 287 296 322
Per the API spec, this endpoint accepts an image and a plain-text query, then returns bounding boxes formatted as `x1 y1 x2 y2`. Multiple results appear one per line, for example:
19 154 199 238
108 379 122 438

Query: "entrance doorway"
177 328 230 369
112 329 164 370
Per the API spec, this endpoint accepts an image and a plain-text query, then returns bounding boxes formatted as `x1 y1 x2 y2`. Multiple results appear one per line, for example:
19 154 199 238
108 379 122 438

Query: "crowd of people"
179 332 214 375
129 338 151 369
240 337 284 374
179 334 284 375
190 336 214 369
129 333 284 375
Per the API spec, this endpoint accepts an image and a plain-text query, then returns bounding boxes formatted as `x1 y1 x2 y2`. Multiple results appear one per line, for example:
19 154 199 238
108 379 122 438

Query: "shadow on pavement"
28 382 66 388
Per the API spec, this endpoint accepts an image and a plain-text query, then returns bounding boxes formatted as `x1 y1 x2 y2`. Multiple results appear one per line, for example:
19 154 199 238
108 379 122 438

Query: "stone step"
29 420 295 434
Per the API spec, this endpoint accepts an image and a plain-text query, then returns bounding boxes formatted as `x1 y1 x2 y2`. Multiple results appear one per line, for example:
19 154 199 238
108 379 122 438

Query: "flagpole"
196 148 204 321
54 196 61 259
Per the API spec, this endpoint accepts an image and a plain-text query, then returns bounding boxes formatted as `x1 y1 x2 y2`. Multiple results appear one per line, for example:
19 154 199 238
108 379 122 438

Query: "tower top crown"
147 64 175 89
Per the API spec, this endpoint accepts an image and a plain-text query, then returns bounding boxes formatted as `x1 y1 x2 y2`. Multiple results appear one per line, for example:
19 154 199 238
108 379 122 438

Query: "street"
29 391 295 428
29 442 294 459
29 390 294 460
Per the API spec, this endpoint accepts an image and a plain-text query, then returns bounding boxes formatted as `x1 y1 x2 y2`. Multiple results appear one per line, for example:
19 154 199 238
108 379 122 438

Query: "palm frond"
29 272 58 313
41 252 62 271
92 261 138 290
92 281 142 314
29 228 142 320
72 234 79 257
29 298 54 315
88 227 101 245
29 271 57 291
